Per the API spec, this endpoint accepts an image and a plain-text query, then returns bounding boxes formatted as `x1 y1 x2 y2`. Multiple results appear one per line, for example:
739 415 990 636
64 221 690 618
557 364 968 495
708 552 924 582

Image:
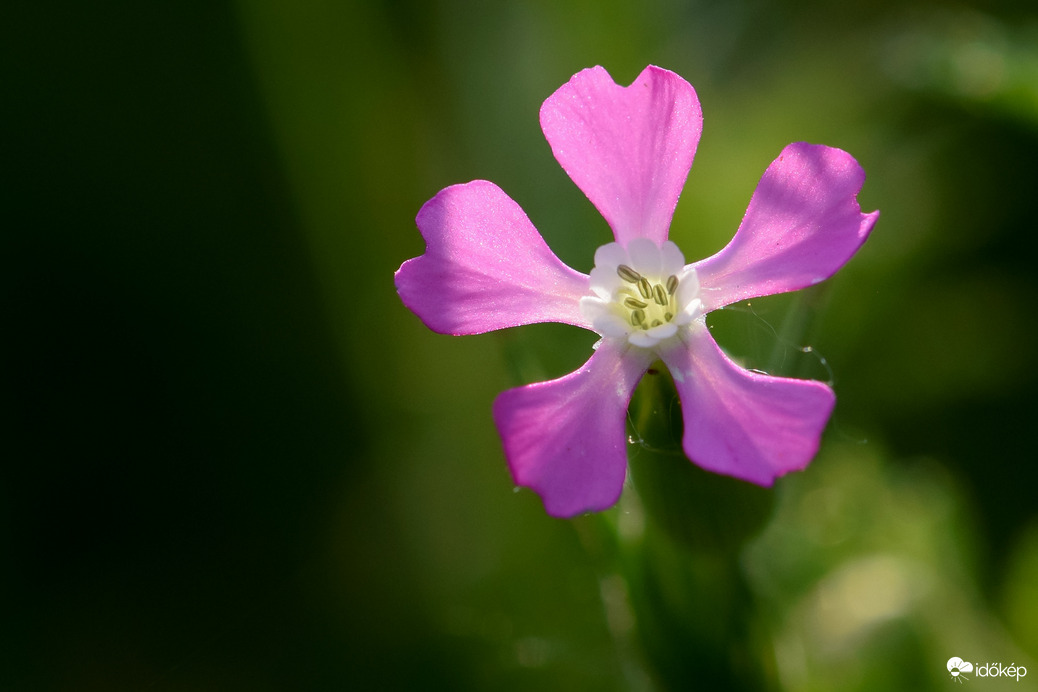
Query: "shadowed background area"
5 0 1038 689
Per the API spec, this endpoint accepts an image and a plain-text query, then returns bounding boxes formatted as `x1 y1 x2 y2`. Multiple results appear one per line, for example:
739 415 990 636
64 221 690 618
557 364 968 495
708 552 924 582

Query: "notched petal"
540 65 703 246
395 180 593 335
692 142 879 311
494 340 652 517
659 326 835 485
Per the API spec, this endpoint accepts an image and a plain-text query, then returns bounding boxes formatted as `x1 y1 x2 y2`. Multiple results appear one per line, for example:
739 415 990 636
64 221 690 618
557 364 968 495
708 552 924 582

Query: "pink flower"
395 66 878 517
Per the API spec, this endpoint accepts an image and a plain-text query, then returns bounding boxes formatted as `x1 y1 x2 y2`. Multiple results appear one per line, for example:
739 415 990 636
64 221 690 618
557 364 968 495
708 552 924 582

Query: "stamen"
653 284 668 306
588 241 700 345
617 265 642 283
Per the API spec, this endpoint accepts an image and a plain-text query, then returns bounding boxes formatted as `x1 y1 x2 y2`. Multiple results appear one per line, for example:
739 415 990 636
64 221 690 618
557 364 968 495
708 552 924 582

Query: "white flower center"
579 238 704 349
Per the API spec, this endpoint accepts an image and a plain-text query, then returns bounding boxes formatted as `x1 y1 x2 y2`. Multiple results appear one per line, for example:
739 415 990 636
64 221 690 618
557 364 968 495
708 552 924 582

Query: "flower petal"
493 339 653 517
395 180 592 334
658 324 835 485
659 241 686 277
626 238 663 276
540 65 703 246
579 297 629 337
692 142 879 311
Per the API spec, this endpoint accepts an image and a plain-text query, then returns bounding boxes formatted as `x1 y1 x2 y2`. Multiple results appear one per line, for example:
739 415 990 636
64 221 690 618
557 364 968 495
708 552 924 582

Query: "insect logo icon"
948 657 973 683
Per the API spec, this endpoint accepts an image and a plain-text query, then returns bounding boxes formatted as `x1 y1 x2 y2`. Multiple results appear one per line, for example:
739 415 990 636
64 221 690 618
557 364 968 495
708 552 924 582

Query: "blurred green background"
6 0 1038 689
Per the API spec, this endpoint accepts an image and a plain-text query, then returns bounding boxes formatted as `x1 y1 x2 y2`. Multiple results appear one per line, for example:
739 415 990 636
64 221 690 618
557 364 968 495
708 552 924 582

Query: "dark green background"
6 1 1038 689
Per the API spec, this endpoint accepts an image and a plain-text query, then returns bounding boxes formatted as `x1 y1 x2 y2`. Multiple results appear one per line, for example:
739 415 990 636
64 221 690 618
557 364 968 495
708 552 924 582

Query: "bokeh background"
7 0 1038 689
